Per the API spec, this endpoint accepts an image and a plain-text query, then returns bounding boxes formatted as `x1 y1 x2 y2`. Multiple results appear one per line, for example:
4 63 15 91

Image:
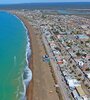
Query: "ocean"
0 2 90 15
0 11 32 100
0 2 90 10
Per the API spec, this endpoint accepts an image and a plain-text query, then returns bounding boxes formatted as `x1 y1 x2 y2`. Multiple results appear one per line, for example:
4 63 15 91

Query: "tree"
76 50 81 56
85 68 90 71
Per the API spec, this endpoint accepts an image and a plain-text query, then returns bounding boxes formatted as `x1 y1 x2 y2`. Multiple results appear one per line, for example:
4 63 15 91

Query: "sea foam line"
13 14 32 100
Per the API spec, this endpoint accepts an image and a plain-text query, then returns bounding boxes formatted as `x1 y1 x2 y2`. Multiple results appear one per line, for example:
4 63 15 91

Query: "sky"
0 0 90 4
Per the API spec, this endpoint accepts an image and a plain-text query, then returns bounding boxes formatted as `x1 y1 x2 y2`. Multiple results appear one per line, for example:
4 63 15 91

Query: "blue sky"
0 0 90 4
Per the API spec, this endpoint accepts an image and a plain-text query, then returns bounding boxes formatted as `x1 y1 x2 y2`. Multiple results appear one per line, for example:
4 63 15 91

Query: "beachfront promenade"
42 33 74 100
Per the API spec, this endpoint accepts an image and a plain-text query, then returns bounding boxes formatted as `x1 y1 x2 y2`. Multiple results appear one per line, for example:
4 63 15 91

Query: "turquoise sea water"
0 12 32 100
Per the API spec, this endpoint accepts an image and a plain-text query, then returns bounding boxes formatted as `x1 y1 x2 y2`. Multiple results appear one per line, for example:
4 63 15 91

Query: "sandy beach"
14 13 59 100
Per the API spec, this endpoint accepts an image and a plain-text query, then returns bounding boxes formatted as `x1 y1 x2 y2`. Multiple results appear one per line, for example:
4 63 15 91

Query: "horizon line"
0 2 90 5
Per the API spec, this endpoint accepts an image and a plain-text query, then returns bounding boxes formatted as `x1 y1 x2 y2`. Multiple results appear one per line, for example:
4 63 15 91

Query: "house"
72 90 83 100
66 78 80 90
76 85 87 100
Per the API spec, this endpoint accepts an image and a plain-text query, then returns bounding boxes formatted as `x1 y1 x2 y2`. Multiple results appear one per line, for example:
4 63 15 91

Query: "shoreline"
13 13 33 100
11 11 60 100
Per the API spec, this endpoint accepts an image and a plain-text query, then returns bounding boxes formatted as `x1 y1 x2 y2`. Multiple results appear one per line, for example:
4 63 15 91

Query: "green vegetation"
76 50 81 56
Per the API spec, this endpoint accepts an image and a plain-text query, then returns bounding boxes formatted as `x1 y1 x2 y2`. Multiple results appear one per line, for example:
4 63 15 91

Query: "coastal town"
12 10 90 100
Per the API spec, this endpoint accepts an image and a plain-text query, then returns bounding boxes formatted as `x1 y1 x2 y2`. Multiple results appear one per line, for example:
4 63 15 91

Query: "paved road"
42 34 73 100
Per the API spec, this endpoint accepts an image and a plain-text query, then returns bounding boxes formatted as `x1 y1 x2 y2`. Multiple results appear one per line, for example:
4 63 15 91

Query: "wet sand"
14 13 59 100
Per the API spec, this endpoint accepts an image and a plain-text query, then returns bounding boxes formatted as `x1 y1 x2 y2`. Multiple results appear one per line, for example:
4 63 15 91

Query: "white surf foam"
13 14 32 100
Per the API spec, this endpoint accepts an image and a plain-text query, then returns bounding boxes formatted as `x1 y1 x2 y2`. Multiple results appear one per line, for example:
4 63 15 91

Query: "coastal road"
42 34 72 100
